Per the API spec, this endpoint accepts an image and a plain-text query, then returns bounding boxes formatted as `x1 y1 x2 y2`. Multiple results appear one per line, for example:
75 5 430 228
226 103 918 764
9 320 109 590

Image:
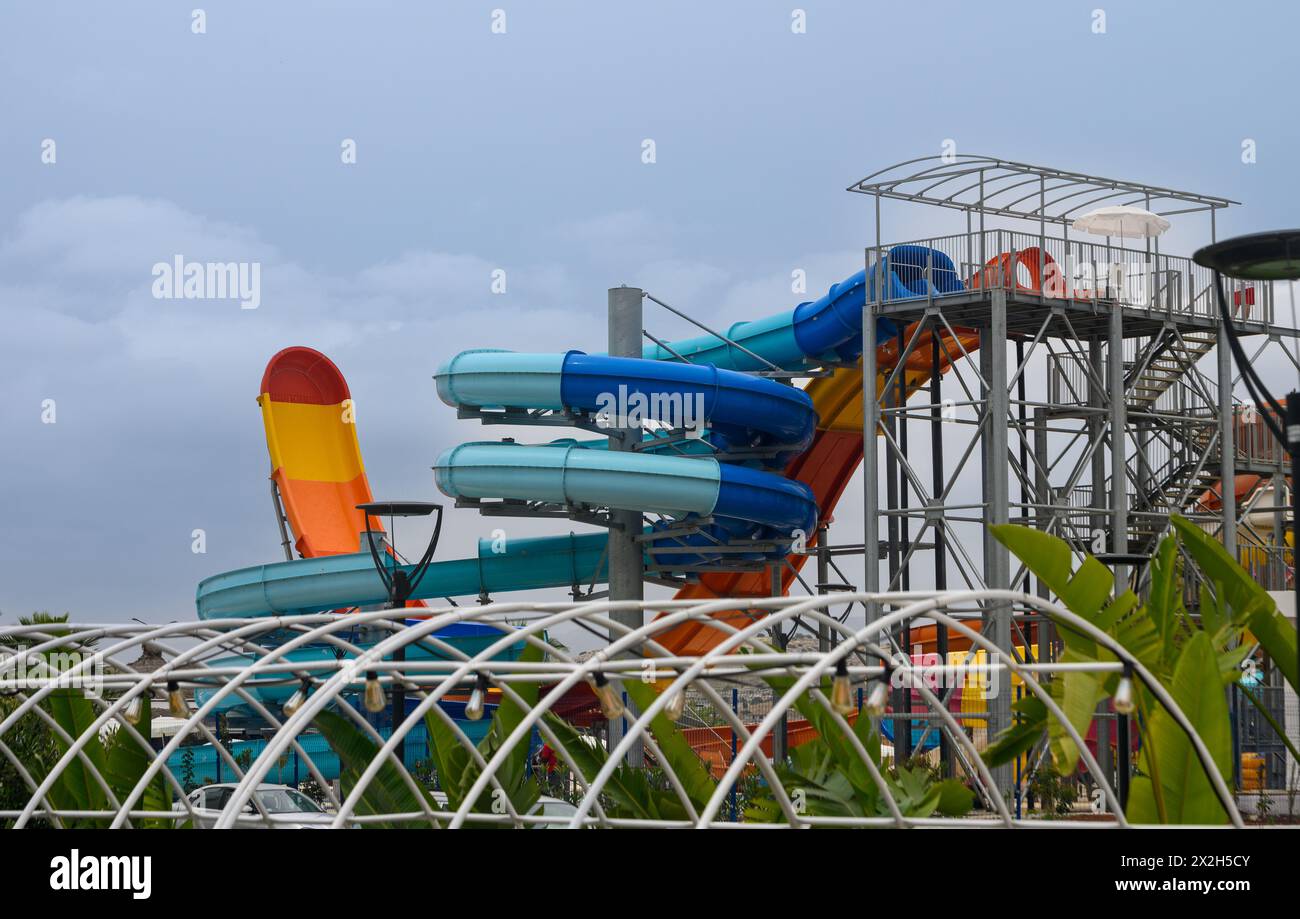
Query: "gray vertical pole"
1275 434 1287 587
1217 321 1237 560
862 252 880 613
816 524 831 654
771 564 787 763
982 288 1013 792
1033 407 1053 666
931 331 951 775
1088 336 1113 784
607 285 644 763
1108 305 1131 807
1109 306 1129 584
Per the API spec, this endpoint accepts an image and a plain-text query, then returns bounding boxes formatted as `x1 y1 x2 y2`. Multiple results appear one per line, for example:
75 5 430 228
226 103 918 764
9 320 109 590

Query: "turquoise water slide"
196 248 959 619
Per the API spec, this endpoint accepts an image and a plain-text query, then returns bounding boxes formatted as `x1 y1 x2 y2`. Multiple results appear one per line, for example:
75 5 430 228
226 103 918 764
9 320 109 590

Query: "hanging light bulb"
465 673 490 721
831 659 855 715
363 670 386 713
589 673 624 720
123 694 143 726
664 685 687 722
865 678 889 718
166 680 189 719
282 679 311 718
1113 666 1135 715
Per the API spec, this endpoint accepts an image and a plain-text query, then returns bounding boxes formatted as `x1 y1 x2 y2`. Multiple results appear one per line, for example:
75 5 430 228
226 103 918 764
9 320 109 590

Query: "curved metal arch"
321 606 590 829
4 625 216 828
214 602 621 828
7 621 342 828
109 646 346 828
563 599 905 829
169 613 446 829
103 616 396 827
3 590 1247 829
347 597 799 829
441 598 807 828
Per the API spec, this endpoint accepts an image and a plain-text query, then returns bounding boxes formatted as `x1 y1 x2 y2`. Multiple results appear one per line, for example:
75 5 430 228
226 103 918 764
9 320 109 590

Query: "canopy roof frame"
847 154 1239 226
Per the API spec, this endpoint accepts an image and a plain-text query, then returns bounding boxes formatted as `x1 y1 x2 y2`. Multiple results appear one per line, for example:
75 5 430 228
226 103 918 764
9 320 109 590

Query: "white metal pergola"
0 593 1241 829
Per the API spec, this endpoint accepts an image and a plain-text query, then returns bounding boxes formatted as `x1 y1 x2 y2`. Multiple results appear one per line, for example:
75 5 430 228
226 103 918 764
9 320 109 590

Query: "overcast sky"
3 1 1299 625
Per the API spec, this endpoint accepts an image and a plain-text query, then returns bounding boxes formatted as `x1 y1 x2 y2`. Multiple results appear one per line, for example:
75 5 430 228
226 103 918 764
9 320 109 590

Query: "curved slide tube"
198 532 612 619
436 349 817 462
433 349 821 563
258 348 388 558
640 245 962 371
199 246 974 636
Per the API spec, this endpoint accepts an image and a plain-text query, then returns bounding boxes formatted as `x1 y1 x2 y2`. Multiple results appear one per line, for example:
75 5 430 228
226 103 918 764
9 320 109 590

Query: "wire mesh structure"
0 594 1243 829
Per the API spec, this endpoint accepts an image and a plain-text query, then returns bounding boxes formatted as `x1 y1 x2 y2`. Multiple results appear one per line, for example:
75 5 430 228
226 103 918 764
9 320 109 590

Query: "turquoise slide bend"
197 532 613 619
195 246 960 619
433 350 820 564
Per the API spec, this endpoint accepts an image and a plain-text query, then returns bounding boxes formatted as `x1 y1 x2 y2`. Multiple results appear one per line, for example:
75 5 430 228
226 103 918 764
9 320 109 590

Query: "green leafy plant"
1027 767 1078 817
742 677 973 823
0 695 59 827
986 515 1299 824
35 688 172 828
538 677 720 823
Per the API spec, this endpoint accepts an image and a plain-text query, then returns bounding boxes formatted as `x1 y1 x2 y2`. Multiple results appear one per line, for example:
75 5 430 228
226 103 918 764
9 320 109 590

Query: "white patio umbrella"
1072 204 1170 239
1072 205 1170 303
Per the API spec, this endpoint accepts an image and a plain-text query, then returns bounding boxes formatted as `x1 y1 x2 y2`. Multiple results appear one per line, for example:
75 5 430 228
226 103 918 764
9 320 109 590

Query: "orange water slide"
258 347 387 559
658 324 982 657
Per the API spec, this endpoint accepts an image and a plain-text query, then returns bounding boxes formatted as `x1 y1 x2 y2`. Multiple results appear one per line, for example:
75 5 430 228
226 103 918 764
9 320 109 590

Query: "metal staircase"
1126 327 1219 410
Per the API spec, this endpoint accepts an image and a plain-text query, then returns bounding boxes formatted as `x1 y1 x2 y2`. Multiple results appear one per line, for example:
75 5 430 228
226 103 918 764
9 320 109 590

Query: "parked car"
174 783 337 829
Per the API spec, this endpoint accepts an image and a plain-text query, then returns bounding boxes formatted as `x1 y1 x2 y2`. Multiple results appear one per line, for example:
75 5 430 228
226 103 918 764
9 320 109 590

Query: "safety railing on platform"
868 230 1273 324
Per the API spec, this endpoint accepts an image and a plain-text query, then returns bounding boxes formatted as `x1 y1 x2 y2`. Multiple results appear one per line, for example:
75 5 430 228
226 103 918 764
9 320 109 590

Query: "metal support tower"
850 153 1300 800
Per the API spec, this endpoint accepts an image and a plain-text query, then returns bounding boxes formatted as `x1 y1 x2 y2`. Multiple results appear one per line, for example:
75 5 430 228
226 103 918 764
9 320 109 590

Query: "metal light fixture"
589 672 624 720
864 678 889 718
830 659 855 715
123 694 144 726
356 500 445 726
1193 230 1300 282
1113 666 1135 716
663 685 687 722
282 678 312 718
465 672 489 721
166 680 189 719
363 670 385 713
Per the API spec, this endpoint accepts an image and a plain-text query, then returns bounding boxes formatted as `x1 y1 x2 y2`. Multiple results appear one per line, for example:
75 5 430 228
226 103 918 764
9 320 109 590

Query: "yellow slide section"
259 346 386 559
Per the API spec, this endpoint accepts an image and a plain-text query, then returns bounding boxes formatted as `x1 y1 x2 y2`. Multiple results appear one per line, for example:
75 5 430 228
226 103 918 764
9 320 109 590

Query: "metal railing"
868 229 1273 324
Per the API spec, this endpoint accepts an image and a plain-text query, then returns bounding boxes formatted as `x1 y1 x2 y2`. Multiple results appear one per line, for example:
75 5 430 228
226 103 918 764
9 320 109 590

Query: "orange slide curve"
658 323 983 657
259 347 384 559
259 347 427 611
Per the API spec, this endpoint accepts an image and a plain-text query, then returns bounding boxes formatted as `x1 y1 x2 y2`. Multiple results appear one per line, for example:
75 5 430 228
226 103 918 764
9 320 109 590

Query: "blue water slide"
198 248 960 620
435 440 817 546
435 349 817 461
638 246 960 371
434 348 821 559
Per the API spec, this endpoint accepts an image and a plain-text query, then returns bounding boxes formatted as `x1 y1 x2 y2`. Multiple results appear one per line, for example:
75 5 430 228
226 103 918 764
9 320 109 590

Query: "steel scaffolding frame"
855 156 1299 790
